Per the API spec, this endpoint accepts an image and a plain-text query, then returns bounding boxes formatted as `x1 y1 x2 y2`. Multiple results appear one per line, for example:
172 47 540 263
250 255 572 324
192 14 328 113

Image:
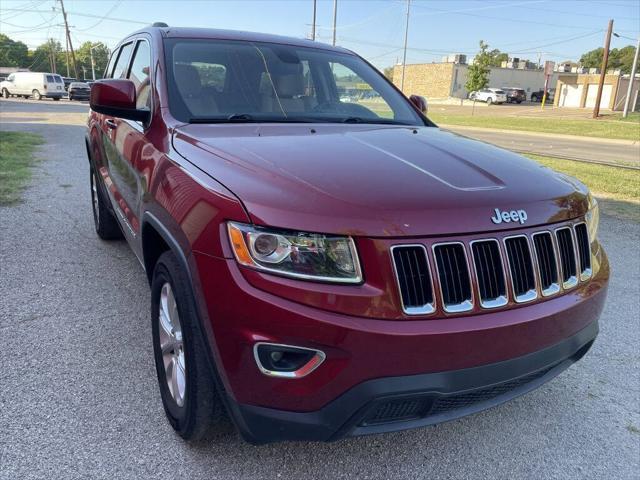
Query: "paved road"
443 125 640 169
1 99 639 479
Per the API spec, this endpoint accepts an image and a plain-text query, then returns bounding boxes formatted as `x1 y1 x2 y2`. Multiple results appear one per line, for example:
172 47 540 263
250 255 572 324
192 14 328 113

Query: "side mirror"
409 94 428 115
90 79 150 122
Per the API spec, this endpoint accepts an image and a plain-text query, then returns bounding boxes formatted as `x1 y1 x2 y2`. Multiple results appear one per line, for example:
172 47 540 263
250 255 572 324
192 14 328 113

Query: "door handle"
105 119 117 129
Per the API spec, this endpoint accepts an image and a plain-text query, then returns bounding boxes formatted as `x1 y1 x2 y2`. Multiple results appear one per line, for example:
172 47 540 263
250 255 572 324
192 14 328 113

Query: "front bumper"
192 242 608 443
230 320 597 443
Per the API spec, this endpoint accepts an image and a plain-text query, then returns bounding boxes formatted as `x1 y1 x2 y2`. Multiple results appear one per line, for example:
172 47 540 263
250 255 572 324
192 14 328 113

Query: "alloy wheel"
158 282 186 407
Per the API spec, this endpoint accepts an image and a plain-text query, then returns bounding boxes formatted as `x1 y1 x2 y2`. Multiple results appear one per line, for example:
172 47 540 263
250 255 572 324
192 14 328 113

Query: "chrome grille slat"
433 243 473 313
532 232 560 296
556 227 578 288
471 240 507 308
391 245 435 315
574 223 592 280
504 236 537 303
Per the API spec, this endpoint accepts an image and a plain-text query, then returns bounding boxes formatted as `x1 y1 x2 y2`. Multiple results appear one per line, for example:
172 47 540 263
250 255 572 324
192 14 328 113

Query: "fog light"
254 343 326 378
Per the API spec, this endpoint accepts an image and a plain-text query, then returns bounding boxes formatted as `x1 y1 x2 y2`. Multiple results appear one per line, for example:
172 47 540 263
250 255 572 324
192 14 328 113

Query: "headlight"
227 222 362 283
585 195 599 242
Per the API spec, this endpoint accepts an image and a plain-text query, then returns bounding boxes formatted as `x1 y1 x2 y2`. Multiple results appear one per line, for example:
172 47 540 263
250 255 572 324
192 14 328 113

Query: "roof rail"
151 22 168 27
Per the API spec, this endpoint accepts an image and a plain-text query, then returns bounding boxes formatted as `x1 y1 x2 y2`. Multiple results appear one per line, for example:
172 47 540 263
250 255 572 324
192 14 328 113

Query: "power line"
75 0 124 32
1 7 148 25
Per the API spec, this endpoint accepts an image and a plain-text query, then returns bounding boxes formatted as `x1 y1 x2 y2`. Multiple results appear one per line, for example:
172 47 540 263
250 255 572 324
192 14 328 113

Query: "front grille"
574 223 592 279
556 227 578 288
471 240 507 308
361 398 430 425
390 221 593 315
433 243 473 312
532 232 560 296
504 236 537 302
359 366 554 427
391 245 434 314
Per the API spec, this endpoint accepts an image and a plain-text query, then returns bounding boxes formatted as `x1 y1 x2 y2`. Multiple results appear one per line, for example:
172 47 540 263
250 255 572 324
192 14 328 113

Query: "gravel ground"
1 99 639 480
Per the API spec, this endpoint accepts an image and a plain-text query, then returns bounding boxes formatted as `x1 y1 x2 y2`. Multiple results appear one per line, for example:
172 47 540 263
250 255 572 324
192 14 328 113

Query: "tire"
90 168 123 240
531 95 538 102
151 251 228 441
69 95 74 101
516 100 522 104
1 88 8 99
53 97 60 101
486 97 493 105
32 89 42 100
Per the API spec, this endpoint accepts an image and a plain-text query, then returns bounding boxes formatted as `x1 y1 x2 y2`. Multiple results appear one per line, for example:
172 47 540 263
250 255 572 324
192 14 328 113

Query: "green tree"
579 45 636 73
75 41 110 80
0 34 29 67
383 66 394 82
466 40 491 94
28 39 65 74
487 48 508 67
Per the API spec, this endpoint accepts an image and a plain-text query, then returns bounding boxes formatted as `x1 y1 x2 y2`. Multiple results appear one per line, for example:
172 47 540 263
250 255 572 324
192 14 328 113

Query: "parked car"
87 25 608 444
0 72 64 100
502 87 526 104
531 88 555 102
68 82 91 101
469 88 507 104
62 77 78 91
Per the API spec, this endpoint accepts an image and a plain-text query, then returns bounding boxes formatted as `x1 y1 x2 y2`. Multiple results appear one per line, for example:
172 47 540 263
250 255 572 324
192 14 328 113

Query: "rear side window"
55 76 63 83
128 40 151 110
112 42 134 79
46 75 55 82
105 49 119 79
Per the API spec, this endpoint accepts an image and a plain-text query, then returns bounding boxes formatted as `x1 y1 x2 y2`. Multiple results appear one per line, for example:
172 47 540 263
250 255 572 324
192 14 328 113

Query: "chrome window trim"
573 222 593 282
502 234 538 304
390 244 436 315
531 231 561 297
253 342 326 379
469 239 508 309
554 226 579 290
431 241 474 313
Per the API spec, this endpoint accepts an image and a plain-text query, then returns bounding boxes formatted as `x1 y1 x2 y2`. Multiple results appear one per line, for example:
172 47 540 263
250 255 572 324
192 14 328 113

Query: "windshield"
164 39 424 125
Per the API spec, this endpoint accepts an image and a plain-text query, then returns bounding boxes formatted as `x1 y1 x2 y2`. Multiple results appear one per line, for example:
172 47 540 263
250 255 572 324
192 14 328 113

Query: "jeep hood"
172 124 589 237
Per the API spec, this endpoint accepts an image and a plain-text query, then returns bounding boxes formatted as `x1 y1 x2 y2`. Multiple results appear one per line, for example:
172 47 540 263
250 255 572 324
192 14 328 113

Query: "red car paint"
86 26 608 441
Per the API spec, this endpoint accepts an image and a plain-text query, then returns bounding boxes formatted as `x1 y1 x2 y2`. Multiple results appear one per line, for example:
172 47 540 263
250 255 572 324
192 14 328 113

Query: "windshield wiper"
188 114 317 124
340 117 408 125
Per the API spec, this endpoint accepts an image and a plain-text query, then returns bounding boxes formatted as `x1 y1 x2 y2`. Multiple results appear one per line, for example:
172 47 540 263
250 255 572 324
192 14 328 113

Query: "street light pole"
332 0 338 46
311 0 317 41
622 36 640 118
90 44 96 81
400 0 411 93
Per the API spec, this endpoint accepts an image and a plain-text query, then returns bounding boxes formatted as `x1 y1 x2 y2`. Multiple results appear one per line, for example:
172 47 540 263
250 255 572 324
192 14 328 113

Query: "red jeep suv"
86 25 609 444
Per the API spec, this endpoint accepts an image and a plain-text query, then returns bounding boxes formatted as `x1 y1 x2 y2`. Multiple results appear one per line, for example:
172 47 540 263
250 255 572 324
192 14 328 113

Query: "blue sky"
1 0 639 68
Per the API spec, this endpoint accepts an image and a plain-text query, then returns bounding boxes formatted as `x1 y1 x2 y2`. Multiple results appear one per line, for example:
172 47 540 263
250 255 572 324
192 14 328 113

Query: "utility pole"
311 0 317 41
593 19 613 119
50 40 56 73
59 0 78 78
622 36 639 118
400 0 411 92
65 35 70 77
332 0 338 46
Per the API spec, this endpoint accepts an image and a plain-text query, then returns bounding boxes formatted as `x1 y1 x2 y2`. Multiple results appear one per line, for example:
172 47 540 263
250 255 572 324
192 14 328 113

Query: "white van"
0 72 65 100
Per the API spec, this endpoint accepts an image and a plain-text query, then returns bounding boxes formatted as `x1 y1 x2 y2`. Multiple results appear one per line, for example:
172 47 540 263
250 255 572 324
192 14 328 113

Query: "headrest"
174 64 202 97
272 73 305 97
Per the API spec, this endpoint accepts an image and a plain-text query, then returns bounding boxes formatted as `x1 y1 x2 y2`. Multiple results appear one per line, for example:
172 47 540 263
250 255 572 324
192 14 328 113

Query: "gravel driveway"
1 99 639 480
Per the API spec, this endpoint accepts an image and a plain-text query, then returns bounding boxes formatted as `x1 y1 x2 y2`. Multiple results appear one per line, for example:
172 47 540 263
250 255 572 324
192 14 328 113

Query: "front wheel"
32 89 42 100
53 97 60 101
531 95 538 102
1 88 8 99
486 97 493 105
68 95 73 101
151 251 229 441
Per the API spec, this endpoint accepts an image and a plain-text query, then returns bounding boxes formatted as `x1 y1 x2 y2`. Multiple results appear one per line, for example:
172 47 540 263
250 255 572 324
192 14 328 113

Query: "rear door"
95 41 138 244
